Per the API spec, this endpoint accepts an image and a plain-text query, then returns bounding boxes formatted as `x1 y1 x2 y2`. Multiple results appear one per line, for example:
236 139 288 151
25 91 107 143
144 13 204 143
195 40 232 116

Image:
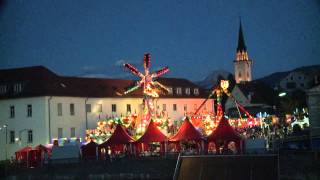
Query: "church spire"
237 19 247 52
234 18 253 83
235 19 249 61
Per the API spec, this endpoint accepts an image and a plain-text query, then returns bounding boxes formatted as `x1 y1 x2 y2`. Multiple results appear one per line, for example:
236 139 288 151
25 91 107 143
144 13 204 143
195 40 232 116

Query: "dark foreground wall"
174 155 279 180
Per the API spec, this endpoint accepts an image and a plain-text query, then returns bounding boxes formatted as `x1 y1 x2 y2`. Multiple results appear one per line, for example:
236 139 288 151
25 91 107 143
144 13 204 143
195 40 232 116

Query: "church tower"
234 20 253 84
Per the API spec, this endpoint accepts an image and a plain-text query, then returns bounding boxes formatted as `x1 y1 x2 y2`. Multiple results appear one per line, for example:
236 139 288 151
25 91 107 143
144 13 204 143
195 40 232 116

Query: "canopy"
100 124 135 147
170 118 203 142
207 117 242 143
136 120 167 143
15 146 33 161
81 140 98 159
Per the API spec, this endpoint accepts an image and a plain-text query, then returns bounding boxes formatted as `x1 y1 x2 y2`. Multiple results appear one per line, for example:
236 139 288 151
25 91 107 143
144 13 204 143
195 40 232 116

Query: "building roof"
236 81 276 105
0 66 207 99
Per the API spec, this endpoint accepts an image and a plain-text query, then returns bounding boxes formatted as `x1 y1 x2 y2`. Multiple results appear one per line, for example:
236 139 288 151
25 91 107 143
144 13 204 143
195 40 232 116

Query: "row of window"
57 103 75 116
85 103 123 113
9 105 32 118
0 83 23 94
9 130 33 144
167 87 199 96
85 103 203 113
58 127 76 138
8 102 204 118
0 84 200 96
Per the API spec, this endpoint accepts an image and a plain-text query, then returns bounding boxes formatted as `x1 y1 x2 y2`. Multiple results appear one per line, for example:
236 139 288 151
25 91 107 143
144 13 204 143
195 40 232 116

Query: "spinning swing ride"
188 80 261 135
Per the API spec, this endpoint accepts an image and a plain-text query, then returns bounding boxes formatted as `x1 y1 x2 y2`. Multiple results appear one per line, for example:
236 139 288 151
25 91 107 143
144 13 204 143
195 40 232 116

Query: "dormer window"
176 87 182 95
13 83 22 93
185 88 190 95
0 85 7 94
167 87 173 95
193 88 199 95
60 83 66 88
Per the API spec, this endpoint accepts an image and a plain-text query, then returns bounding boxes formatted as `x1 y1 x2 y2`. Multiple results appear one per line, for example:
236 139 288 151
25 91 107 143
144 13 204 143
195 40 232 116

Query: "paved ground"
1 151 319 180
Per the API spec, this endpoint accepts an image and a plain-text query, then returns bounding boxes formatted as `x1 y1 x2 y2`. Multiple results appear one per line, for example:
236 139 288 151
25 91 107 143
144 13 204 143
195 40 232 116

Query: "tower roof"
237 20 247 52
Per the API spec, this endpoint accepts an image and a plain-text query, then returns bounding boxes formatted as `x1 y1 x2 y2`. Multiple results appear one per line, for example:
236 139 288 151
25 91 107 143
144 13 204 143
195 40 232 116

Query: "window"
13 83 22 93
193 88 199 95
238 72 241 78
57 103 62 116
112 104 117 113
27 104 32 117
162 104 166 111
70 127 76 137
97 104 102 113
10 131 15 143
185 88 190 95
167 87 173 95
70 103 75 115
173 104 177 111
0 85 7 94
126 104 131 113
86 104 91 113
10 106 15 118
184 104 187 111
176 87 182 95
58 128 63 138
28 130 33 143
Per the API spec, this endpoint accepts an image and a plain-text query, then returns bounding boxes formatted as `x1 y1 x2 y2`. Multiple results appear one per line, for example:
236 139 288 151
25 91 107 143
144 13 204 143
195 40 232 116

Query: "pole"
5 126 8 160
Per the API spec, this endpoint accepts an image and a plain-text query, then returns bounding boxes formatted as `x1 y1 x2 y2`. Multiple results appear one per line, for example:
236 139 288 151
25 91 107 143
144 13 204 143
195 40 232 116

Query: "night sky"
0 0 319 81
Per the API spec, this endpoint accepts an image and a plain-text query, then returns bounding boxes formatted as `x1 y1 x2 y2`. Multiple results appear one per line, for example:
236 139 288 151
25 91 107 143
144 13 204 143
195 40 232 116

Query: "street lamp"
278 92 287 97
1 124 8 160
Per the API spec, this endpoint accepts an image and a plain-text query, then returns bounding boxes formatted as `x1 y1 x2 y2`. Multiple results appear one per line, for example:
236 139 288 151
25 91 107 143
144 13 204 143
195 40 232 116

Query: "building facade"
0 66 213 160
307 85 320 139
279 71 318 92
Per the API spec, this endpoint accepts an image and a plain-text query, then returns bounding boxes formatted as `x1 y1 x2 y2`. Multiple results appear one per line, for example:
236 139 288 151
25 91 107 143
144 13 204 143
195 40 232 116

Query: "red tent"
15 146 32 161
100 124 135 147
135 120 167 154
99 124 135 158
207 117 243 153
169 118 203 142
136 120 167 143
81 140 98 159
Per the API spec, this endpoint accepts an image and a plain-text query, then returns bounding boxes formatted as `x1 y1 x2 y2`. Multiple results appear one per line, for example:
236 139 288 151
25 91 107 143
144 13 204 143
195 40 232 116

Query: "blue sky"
0 0 319 81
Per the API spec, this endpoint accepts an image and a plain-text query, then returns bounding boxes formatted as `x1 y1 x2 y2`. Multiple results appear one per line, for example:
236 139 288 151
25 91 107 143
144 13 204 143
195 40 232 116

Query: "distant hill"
196 64 320 90
256 64 320 88
256 71 290 88
196 70 233 89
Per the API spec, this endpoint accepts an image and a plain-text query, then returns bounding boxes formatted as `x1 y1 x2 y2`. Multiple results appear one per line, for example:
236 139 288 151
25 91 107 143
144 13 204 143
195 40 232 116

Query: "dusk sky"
0 0 319 81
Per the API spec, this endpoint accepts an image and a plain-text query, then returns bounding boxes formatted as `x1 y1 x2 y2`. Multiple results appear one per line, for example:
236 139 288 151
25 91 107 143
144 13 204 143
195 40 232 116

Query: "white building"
225 82 274 118
279 71 316 92
307 85 320 139
0 66 213 160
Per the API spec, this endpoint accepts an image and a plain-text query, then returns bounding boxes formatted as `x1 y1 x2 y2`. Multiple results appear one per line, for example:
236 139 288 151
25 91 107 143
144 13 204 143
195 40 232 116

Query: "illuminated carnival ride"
85 54 262 144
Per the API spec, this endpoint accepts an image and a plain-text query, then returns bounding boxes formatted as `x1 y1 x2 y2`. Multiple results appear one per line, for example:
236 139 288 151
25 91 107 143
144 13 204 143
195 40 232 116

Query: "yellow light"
220 80 229 90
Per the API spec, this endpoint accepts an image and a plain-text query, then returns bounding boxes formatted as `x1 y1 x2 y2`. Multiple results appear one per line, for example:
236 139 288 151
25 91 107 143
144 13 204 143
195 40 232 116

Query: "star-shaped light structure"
123 53 169 123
